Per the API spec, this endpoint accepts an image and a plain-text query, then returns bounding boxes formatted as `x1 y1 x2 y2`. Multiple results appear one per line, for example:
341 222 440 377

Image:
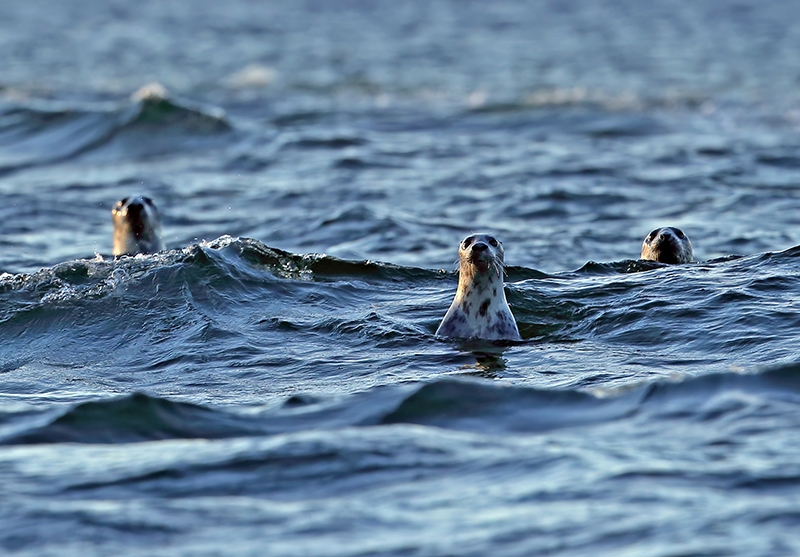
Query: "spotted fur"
436 233 522 341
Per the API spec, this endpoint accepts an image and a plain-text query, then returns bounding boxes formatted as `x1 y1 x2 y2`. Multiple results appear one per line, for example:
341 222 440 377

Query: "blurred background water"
2 1 800 555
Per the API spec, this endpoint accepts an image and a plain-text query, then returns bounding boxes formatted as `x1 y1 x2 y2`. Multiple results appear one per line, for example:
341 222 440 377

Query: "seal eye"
674 228 685 239
648 230 659 242
462 237 474 249
488 237 498 247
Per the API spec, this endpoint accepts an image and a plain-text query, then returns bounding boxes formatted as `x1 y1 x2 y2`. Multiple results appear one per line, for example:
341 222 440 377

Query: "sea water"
2 1 800 555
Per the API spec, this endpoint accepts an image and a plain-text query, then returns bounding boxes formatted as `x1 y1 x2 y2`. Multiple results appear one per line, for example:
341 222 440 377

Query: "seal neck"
457 262 500 299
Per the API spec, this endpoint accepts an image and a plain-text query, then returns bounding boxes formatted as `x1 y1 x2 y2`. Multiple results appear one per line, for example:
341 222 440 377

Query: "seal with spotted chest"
112 195 166 256
436 233 522 341
640 226 693 264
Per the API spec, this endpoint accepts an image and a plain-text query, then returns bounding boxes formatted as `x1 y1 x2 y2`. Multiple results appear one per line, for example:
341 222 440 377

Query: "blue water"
3 1 800 555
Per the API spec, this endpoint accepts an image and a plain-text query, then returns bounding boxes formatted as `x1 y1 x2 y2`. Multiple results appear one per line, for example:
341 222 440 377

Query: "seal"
640 226 693 264
436 233 522 341
112 195 166 256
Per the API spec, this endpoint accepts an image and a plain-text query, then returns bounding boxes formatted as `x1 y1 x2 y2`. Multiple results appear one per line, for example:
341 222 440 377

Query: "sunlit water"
3 1 800 555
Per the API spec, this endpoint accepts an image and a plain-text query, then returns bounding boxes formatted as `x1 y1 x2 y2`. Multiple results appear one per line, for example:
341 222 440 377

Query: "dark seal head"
640 226 693 264
435 233 522 341
112 195 166 256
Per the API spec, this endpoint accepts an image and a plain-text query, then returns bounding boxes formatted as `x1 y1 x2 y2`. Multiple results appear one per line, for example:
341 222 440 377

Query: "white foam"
226 64 276 89
130 82 169 102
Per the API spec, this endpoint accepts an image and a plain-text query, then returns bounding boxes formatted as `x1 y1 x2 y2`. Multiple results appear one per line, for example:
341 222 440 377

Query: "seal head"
436 233 522 341
112 195 166 256
640 226 693 264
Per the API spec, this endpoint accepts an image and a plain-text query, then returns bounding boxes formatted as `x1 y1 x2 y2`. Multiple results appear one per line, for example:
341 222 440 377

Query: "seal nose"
654 232 674 248
127 200 144 214
472 242 488 254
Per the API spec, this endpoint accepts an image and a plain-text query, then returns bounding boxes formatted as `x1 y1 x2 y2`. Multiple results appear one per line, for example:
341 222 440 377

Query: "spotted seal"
112 195 166 256
436 233 522 341
640 226 693 264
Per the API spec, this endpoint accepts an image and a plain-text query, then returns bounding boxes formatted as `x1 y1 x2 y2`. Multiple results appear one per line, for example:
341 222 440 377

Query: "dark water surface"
3 1 800 555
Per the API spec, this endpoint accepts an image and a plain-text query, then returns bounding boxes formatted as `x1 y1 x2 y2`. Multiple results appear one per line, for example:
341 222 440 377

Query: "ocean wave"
384 363 800 432
3 238 800 369
0 236 446 369
0 88 231 171
467 87 710 114
5 363 800 445
1 392 263 444
0 236 443 306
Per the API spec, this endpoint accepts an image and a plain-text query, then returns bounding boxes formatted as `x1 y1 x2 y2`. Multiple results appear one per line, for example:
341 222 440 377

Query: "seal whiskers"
436 233 521 341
